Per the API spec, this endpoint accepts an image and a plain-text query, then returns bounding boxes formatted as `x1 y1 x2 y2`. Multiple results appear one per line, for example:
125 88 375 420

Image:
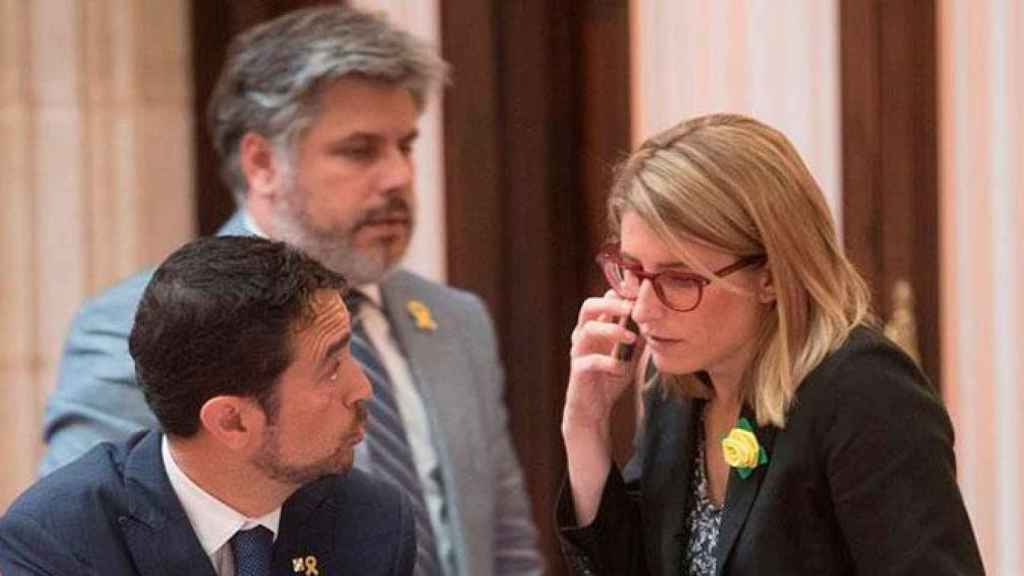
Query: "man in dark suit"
1 236 416 576
39 6 542 576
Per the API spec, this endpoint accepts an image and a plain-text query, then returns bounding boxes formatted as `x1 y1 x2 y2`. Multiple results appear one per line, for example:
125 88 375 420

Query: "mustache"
353 402 368 427
355 197 412 228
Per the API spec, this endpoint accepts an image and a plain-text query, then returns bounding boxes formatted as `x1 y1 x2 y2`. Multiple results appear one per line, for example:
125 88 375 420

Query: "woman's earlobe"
758 269 777 303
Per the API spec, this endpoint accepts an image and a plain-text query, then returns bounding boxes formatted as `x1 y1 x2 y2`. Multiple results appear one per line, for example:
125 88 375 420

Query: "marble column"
939 1 1024 572
0 0 194 509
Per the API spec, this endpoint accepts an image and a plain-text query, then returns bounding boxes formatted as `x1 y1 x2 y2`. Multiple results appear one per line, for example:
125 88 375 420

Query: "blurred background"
1 1 1020 574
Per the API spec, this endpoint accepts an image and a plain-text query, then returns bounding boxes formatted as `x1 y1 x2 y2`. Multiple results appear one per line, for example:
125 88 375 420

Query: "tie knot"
232 526 274 576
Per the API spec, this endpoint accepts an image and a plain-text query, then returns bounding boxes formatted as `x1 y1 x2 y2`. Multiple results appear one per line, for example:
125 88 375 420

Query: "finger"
571 319 637 355
577 295 633 326
571 354 630 378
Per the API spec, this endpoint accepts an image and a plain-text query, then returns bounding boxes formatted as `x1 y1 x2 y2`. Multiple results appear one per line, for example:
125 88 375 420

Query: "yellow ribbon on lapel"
406 300 438 331
292 555 319 575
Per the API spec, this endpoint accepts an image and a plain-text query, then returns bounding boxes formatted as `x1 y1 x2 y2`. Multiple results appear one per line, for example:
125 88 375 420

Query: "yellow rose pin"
721 417 768 479
406 300 438 331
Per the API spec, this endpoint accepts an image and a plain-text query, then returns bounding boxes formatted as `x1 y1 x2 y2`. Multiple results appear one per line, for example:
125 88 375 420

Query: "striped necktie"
345 291 442 576
231 526 273 576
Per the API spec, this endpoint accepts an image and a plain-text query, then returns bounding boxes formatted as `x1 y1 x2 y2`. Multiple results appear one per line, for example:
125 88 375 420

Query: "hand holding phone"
612 315 639 362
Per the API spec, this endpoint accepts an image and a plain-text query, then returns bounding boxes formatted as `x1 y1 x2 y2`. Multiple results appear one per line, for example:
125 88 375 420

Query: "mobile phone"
612 315 639 362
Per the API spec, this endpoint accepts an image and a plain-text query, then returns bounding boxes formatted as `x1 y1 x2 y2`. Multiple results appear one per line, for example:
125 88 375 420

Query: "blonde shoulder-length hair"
611 113 872 428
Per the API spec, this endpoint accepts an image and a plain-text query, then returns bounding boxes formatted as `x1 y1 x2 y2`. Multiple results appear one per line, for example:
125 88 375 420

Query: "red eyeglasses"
596 245 766 312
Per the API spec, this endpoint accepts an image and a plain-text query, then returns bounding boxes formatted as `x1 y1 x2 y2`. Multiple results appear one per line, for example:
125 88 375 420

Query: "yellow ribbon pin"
292 556 319 575
406 300 438 331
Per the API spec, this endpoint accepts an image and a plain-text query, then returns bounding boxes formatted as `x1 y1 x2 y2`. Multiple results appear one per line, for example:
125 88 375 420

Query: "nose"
630 279 663 324
345 364 374 407
356 368 373 402
378 146 414 193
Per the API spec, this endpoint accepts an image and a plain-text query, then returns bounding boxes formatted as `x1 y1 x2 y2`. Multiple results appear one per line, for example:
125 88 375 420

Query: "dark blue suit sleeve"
0 510 90 575
393 489 417 576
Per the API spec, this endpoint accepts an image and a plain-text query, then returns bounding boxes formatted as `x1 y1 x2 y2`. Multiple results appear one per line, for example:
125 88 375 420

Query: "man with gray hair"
40 6 544 576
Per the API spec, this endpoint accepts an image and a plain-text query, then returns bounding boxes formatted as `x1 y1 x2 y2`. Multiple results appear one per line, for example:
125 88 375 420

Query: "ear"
198 396 266 452
239 132 283 201
756 264 776 304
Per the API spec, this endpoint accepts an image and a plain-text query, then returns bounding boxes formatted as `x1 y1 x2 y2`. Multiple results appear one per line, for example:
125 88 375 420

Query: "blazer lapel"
377 274 484 557
377 275 485 459
119 432 217 576
273 480 335 575
713 406 778 576
643 395 700 576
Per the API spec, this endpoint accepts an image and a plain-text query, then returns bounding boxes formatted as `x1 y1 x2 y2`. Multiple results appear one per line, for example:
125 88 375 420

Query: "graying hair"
208 5 449 202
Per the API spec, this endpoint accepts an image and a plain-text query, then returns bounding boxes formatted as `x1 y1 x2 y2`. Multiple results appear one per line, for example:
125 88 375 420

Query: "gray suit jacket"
40 213 544 576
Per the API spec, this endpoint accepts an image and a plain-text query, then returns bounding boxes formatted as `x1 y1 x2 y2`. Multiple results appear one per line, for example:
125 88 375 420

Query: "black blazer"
0 430 416 576
558 327 984 575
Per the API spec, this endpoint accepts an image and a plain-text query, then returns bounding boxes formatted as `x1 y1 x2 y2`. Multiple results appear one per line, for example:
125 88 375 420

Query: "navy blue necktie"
346 292 442 576
231 526 273 576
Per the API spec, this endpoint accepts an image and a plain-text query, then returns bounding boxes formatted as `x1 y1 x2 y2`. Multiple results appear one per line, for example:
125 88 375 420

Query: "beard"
252 430 353 486
270 184 414 286
252 404 367 486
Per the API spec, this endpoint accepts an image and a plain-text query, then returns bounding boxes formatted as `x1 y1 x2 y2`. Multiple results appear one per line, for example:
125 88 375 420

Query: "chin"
649 351 704 376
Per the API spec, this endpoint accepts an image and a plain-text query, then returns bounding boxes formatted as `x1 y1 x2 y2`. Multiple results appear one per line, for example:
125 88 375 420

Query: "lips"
358 198 412 231
642 333 684 351
348 427 366 446
357 214 411 234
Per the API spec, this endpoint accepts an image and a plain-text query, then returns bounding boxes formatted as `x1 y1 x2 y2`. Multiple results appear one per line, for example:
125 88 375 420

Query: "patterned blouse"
683 420 724 576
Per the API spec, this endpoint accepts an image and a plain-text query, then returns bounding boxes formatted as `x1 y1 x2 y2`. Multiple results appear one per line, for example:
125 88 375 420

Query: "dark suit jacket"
40 212 543 576
0 431 416 576
558 327 985 575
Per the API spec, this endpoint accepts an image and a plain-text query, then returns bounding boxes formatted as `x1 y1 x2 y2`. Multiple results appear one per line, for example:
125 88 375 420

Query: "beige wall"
939 1 1023 573
631 0 842 222
0 0 194 510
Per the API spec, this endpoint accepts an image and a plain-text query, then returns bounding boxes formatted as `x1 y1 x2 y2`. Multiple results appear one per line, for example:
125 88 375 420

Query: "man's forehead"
293 290 349 346
311 77 419 124
309 289 345 313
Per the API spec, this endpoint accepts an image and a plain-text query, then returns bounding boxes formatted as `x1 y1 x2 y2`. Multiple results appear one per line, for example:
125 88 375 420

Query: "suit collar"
119 431 217 576
713 404 778 576
161 436 281 557
377 272 478 571
274 477 336 571
119 431 337 576
377 273 463 413
643 394 701 575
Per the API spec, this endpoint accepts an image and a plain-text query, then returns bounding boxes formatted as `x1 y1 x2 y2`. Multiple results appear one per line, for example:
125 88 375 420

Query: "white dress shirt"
162 437 281 576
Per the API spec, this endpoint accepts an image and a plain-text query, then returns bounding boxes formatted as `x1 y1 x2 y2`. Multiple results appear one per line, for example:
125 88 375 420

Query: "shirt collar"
161 436 280 557
357 284 383 309
243 210 267 239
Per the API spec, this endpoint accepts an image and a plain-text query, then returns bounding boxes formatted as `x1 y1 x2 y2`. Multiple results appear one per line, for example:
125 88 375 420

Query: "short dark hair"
128 236 348 437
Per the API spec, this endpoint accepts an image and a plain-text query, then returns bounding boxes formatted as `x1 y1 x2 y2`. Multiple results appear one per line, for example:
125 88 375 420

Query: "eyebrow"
338 129 420 143
619 251 694 272
320 332 352 368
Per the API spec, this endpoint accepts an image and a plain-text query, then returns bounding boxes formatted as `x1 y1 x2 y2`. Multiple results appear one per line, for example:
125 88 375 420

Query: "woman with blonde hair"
558 114 983 575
